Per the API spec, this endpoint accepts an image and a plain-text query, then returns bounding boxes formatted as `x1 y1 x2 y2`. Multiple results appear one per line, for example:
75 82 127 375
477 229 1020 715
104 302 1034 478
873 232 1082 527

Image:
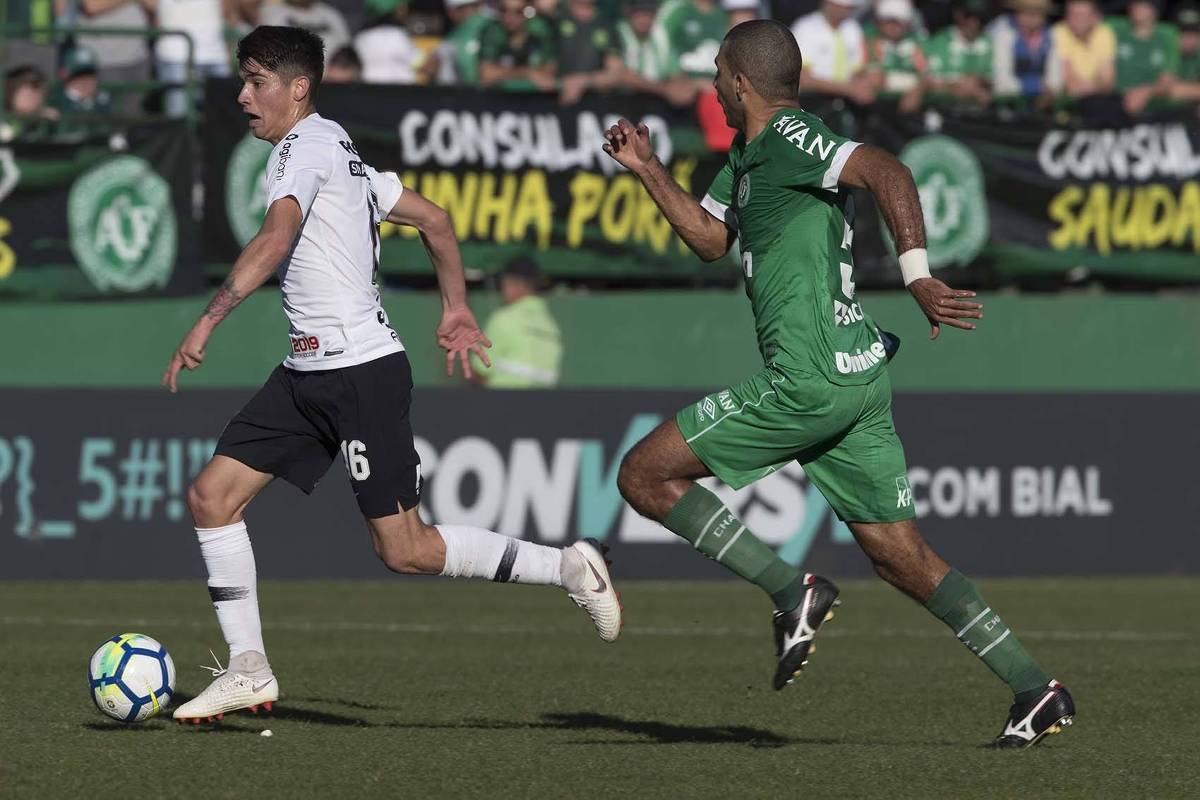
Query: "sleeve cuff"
822 140 861 191
701 193 738 232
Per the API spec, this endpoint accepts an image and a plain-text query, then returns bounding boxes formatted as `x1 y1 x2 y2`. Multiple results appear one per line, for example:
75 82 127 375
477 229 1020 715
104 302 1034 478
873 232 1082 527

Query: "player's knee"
616 450 647 505
186 479 240 528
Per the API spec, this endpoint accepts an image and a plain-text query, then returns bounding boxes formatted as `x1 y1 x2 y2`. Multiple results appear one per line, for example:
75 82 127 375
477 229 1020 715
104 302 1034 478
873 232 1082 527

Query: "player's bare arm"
384 189 492 378
839 144 984 340
602 118 734 262
161 197 302 392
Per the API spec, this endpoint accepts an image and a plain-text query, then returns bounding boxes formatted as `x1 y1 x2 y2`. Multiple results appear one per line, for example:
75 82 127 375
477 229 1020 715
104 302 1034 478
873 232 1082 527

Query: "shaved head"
721 20 802 103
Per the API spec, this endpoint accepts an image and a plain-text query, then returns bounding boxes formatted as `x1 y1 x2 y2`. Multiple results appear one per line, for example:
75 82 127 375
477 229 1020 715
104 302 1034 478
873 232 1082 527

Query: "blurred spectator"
723 0 760 27
792 0 875 104
470 257 562 389
260 0 352 64
424 0 491 84
555 0 623 104
1 66 60 141
478 0 558 91
653 0 728 84
1112 0 1178 116
324 46 364 82
924 0 992 108
863 0 926 112
57 0 152 114
1171 1 1200 100
1051 0 1115 99
355 0 425 84
50 46 113 139
991 0 1063 103
224 0 261 33
617 0 668 81
152 0 230 119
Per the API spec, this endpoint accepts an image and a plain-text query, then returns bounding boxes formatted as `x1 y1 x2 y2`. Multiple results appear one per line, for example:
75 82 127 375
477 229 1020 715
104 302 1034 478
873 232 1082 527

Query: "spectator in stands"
1052 0 1116 99
354 0 426 84
618 0 668 81
1171 1 1200 100
924 0 992 108
1113 0 1178 116
478 0 558 91
470 257 562 389
991 0 1063 105
653 0 728 88
555 0 623 103
2 66 60 141
152 0 230 119
57 0 152 114
863 0 926 112
613 0 698 103
791 0 876 104
50 46 113 138
723 0 760 28
324 46 364 82
260 0 352 65
424 0 491 84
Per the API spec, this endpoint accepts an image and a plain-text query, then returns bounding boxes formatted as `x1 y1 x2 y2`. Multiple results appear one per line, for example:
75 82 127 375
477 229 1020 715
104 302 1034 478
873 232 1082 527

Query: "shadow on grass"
83 691 371 732
386 711 807 748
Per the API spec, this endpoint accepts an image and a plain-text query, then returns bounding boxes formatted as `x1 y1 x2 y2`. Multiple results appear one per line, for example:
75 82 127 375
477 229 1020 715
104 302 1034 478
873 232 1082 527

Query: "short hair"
237 26 325 86
722 20 802 103
4 65 47 110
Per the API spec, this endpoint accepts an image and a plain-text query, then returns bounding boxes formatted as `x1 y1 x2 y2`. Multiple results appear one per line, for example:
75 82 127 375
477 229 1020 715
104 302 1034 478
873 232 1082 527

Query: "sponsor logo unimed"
835 341 887 375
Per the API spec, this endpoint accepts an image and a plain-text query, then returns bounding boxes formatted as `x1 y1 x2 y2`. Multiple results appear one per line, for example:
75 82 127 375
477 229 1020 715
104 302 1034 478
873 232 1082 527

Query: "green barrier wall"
6 290 1198 390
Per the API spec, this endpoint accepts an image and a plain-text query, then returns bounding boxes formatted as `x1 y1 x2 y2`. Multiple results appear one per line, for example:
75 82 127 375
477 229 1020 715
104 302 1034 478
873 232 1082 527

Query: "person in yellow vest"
471 257 563 388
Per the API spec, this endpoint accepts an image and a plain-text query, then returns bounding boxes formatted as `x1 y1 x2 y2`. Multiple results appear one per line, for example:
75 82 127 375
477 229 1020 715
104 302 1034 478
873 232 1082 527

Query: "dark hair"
722 20 802 103
5 65 47 110
329 46 362 71
236 25 325 86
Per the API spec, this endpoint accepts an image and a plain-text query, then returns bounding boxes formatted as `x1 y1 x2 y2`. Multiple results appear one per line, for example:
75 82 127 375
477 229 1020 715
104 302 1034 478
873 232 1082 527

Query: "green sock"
925 569 1050 701
663 484 806 611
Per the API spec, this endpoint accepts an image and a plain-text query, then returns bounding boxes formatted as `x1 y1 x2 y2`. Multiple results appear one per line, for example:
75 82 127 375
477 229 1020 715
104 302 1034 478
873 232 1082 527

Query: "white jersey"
263 113 406 371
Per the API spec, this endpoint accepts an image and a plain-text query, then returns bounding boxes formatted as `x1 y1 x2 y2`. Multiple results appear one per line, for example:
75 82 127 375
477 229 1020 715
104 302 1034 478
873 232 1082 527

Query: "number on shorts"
340 439 371 481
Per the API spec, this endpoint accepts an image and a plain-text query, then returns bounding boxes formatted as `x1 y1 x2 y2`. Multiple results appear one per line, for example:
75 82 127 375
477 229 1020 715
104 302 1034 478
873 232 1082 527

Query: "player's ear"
292 75 311 103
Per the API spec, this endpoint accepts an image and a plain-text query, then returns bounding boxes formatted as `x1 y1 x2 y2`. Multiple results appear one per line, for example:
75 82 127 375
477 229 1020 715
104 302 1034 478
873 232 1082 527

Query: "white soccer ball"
88 633 176 722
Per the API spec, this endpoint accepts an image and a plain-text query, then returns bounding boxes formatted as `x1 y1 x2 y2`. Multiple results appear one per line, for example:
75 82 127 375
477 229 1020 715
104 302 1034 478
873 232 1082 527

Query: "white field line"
0 616 1193 643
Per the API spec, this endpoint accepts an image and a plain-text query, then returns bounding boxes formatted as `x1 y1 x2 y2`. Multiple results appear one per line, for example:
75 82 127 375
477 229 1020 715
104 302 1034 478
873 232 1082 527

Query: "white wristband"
898 248 931 287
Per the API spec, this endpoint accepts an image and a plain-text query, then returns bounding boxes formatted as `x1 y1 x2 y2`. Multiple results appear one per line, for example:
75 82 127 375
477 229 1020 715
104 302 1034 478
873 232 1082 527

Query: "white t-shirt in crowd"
154 0 228 65
790 11 866 82
354 24 424 84
262 113 406 371
259 2 351 64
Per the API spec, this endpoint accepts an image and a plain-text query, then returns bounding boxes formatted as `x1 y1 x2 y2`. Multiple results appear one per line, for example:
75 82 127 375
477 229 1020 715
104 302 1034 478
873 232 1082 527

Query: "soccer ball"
88 633 176 722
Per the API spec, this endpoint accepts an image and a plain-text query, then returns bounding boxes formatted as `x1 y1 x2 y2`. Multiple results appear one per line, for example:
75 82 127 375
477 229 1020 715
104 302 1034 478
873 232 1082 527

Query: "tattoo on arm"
203 279 244 324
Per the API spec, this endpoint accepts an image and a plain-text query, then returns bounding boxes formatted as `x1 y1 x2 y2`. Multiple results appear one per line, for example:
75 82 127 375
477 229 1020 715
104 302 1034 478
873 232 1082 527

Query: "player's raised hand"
602 118 655 174
161 325 210 393
436 305 492 379
907 277 983 340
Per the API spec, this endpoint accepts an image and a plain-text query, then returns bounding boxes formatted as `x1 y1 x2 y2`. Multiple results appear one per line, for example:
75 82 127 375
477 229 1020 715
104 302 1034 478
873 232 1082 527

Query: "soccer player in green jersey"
603 19 1075 748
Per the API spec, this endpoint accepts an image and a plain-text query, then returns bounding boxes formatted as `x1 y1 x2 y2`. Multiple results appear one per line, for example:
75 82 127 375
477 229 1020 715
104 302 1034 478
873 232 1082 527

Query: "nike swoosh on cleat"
252 679 275 693
586 561 607 593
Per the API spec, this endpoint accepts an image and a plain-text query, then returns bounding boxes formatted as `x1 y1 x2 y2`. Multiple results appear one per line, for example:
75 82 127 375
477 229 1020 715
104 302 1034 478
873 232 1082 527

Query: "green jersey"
652 0 728 78
478 16 557 90
924 27 991 81
701 108 885 386
445 12 492 85
863 27 927 97
1181 47 1200 82
1112 19 1179 90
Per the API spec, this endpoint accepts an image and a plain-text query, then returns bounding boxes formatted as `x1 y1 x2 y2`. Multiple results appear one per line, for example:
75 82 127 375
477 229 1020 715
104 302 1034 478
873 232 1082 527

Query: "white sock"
197 521 266 663
437 524 576 588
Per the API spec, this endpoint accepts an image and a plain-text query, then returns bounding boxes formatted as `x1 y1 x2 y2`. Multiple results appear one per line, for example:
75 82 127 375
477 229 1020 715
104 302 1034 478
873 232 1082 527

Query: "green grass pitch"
2 577 1198 798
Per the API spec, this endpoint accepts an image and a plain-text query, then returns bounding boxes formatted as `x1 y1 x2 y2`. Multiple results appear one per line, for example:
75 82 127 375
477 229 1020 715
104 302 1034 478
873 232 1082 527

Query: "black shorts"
215 351 422 517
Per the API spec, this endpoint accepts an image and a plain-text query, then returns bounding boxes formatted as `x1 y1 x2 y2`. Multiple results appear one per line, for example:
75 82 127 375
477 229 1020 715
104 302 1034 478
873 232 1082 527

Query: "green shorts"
676 365 916 523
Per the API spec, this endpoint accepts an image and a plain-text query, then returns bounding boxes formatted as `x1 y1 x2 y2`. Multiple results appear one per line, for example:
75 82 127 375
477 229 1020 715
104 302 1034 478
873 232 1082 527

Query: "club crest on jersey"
737 174 751 207
290 334 321 358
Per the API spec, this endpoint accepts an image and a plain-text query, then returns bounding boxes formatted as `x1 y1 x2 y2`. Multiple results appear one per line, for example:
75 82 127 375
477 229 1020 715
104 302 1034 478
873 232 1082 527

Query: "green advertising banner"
0 122 202 299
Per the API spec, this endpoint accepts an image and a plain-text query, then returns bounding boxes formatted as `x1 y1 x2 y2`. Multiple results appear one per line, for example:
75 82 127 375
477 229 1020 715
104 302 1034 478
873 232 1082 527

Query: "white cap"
875 0 914 22
723 0 759 9
827 0 866 8
445 0 480 7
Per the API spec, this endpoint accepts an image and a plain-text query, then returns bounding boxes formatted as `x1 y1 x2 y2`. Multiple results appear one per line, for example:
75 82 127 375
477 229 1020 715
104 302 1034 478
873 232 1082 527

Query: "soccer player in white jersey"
161 26 621 722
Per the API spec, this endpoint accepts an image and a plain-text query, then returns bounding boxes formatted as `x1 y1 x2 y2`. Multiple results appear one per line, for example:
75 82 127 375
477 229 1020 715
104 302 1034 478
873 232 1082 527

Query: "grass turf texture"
2 578 1198 798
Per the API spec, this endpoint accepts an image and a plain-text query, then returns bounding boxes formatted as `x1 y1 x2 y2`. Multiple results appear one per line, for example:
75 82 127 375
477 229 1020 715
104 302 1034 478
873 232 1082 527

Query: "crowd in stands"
3 0 1200 138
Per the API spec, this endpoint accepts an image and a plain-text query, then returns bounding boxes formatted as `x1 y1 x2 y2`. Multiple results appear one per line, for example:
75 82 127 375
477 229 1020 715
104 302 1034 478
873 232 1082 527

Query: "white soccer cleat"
172 651 280 723
566 539 622 643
